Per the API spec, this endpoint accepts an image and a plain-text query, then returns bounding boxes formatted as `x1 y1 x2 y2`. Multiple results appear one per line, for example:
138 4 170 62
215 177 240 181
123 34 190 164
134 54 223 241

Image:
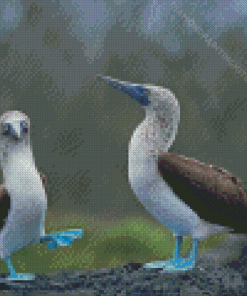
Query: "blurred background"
0 0 246 226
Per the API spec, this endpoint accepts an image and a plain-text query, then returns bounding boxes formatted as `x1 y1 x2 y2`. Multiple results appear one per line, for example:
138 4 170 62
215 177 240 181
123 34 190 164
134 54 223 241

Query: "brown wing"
0 183 10 232
39 172 47 187
158 152 247 233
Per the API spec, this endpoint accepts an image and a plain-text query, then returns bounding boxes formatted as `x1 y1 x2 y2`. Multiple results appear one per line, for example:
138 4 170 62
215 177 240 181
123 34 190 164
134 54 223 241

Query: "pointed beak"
95 74 151 106
11 122 22 138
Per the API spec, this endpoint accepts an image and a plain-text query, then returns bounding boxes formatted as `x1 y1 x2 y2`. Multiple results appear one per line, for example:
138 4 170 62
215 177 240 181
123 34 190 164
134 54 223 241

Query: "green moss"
0 214 227 273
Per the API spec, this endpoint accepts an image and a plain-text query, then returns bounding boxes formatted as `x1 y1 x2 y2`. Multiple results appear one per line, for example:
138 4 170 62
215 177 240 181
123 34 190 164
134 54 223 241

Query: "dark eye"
23 127 28 134
3 125 11 136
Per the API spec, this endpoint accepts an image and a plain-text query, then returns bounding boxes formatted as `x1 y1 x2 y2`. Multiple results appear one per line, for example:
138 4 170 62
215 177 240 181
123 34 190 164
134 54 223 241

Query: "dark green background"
0 0 246 224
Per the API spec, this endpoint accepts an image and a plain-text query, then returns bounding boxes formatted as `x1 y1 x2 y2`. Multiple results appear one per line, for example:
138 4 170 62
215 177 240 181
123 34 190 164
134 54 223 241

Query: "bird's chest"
5 171 47 212
128 151 160 196
128 151 200 234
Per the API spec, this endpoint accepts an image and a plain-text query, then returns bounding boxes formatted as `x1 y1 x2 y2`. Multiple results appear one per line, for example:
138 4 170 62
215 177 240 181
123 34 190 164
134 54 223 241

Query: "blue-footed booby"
96 75 247 273
0 111 83 281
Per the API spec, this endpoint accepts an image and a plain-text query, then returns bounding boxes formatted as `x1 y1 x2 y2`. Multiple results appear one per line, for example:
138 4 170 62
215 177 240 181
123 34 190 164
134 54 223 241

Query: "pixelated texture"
158 152 247 232
25 2 43 30
0 0 245 293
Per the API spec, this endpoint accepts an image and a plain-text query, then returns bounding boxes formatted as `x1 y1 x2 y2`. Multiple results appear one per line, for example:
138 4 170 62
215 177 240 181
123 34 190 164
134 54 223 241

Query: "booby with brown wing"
0 111 48 281
96 74 247 272
0 111 83 281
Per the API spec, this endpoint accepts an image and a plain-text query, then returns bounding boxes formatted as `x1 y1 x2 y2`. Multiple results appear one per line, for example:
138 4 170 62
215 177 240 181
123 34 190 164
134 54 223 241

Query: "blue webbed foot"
7 272 36 281
5 256 36 281
162 258 195 272
143 258 196 271
143 260 170 269
143 257 196 271
40 229 84 249
143 237 198 272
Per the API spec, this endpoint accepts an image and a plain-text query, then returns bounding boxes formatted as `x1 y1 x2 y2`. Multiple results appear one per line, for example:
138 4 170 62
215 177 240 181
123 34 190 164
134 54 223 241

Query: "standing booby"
96 75 247 272
0 111 83 281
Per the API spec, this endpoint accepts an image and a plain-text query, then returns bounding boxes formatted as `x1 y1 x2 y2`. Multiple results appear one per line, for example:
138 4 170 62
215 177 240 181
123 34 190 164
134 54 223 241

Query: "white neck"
128 105 179 185
129 108 179 156
1 144 35 180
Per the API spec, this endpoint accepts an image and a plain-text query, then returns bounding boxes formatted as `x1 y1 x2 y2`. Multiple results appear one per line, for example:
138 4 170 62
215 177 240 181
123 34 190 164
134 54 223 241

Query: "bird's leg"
142 235 183 269
5 256 35 281
173 235 182 258
189 238 199 259
40 229 84 249
160 237 199 272
143 236 199 272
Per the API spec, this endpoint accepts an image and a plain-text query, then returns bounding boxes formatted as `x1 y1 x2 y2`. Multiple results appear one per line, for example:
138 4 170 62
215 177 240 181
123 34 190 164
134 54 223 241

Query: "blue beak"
4 122 22 139
11 121 22 138
95 74 151 107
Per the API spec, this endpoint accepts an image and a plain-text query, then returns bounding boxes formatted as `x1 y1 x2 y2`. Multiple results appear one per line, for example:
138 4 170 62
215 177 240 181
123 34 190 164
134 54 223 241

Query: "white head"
0 111 31 164
96 75 180 155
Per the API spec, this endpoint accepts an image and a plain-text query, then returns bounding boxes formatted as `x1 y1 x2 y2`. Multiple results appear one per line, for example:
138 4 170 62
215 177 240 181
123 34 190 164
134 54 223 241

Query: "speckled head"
95 74 180 117
0 111 30 140
96 75 181 154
